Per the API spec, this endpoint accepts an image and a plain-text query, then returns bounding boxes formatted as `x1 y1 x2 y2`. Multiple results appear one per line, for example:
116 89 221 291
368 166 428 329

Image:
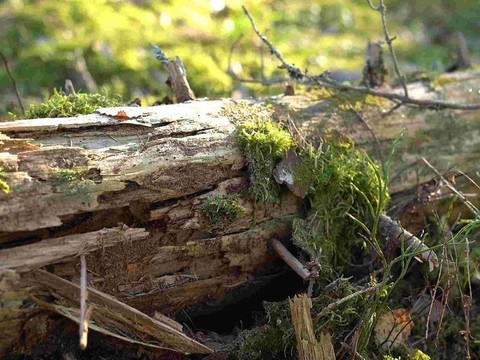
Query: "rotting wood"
1 71 480 355
29 269 212 355
0 227 149 273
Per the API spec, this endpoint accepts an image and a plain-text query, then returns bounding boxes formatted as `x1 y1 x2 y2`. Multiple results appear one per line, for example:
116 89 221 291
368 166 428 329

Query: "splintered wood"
289 294 335 360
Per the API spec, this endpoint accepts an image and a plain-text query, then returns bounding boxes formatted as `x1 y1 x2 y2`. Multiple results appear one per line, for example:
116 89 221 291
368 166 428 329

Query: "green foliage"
292 131 388 269
236 115 294 202
25 89 122 119
51 168 86 182
382 349 431 360
200 194 246 226
3 1 478 117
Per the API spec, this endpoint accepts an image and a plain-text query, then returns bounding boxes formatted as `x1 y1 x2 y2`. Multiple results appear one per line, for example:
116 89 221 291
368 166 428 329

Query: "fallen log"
0 69 479 355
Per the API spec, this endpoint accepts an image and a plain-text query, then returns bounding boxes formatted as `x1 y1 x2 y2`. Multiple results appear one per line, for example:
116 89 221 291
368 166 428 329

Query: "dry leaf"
374 308 413 349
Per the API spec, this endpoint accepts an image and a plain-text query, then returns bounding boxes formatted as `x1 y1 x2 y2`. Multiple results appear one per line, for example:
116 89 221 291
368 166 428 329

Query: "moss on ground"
25 89 122 119
228 100 391 359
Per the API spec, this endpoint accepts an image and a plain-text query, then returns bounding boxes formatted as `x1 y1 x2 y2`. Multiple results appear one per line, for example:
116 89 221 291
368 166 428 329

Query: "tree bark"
0 69 479 355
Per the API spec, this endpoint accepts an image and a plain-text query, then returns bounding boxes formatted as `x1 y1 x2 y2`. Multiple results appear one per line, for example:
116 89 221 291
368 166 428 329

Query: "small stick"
421 157 478 216
313 284 380 322
79 254 89 350
366 0 408 97
240 6 480 111
271 238 310 280
0 50 25 114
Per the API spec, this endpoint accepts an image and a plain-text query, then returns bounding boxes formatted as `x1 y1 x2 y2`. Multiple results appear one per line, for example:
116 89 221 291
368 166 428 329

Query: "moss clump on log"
25 89 122 118
292 131 388 269
200 194 247 226
237 118 295 202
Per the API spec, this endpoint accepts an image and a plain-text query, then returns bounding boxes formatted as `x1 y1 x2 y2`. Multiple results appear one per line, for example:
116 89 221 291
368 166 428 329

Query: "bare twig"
313 284 380 322
366 0 408 97
240 6 480 111
152 45 196 103
0 50 25 114
242 6 304 81
79 254 89 350
421 157 478 215
271 238 310 280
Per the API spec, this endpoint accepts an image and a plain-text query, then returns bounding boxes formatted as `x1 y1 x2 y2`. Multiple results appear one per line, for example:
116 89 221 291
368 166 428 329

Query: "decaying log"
0 226 149 273
1 69 480 355
29 269 212 354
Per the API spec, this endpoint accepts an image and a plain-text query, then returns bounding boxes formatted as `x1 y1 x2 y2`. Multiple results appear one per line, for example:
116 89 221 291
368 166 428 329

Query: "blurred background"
1 0 479 116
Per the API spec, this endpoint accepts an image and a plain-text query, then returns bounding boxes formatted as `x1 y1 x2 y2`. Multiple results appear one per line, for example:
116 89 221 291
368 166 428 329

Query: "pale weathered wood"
29 269 212 354
289 294 336 360
0 227 149 273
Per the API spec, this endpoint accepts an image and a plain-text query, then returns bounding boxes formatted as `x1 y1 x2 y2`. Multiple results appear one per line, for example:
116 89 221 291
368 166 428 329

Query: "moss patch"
292 131 388 269
200 194 246 226
25 89 122 119
236 117 295 202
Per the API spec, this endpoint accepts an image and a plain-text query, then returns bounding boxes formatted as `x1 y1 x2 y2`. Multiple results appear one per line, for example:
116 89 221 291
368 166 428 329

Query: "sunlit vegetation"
1 0 479 117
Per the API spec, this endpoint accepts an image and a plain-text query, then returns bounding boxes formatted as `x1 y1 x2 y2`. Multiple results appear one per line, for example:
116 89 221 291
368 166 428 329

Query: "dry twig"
271 238 310 280
240 6 480 111
366 0 408 97
79 255 89 350
0 50 25 114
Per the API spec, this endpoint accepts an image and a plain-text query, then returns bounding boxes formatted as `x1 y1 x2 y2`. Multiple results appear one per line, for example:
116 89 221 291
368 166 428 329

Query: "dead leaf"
374 308 413 349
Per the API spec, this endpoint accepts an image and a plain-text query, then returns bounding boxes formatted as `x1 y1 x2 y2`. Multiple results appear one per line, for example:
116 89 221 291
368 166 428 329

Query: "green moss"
431 74 456 89
0 168 10 194
200 194 246 226
52 168 87 182
236 116 295 202
49 168 92 196
230 326 286 360
25 89 122 119
292 131 388 269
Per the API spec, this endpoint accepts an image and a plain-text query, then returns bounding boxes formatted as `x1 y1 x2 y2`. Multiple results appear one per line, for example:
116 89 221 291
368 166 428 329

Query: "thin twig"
367 0 408 97
227 34 244 76
0 50 25 114
79 255 89 350
242 6 304 80
421 157 478 215
313 284 381 322
240 6 480 111
271 238 310 280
